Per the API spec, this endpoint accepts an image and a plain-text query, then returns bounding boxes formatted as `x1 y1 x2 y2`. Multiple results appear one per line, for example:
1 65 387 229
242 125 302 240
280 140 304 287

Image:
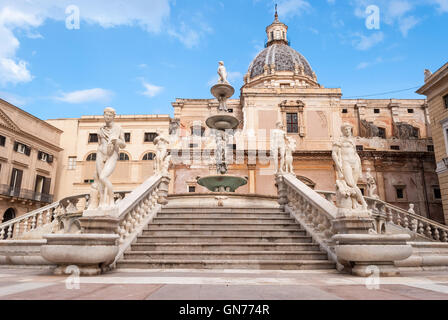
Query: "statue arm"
332 143 343 176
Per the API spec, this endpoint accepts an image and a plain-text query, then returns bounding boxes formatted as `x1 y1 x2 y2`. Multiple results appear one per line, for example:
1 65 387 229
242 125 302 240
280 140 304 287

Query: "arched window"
119 153 130 161
143 152 156 161
2 208 15 239
86 153 97 162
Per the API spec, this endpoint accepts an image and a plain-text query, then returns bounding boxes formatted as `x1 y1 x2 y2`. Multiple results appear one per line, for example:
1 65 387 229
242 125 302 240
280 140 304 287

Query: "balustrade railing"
0 191 130 241
278 175 340 266
316 190 448 243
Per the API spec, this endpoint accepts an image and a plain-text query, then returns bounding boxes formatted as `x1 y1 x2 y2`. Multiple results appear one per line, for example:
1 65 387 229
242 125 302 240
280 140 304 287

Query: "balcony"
0 184 53 204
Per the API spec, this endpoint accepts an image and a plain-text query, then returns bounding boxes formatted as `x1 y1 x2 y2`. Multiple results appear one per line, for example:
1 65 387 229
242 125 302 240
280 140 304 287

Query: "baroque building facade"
0 99 62 223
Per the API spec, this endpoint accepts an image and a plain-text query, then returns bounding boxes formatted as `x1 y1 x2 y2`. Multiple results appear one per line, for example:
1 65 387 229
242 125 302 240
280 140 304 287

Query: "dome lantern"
266 5 289 47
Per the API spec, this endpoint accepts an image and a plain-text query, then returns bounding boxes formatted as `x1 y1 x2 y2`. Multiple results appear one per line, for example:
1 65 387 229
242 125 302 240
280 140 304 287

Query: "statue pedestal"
332 217 375 235
79 216 120 235
332 234 413 277
83 206 119 218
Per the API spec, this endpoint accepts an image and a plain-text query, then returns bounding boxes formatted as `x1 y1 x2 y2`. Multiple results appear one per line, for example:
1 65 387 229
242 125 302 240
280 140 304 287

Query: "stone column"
248 164 256 194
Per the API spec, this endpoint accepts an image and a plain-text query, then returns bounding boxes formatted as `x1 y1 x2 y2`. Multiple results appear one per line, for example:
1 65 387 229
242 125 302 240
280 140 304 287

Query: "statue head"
341 123 353 137
219 61 224 66
276 121 284 129
103 107 116 125
409 203 414 210
366 168 371 173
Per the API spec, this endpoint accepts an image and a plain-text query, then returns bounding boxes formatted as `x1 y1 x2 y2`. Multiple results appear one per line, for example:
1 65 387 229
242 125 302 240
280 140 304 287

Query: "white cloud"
140 80 164 98
54 88 113 104
0 58 33 85
352 32 384 50
399 15 419 37
433 0 448 12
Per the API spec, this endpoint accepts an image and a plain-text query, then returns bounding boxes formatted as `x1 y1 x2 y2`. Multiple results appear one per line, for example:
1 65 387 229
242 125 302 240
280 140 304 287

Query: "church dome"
248 43 315 80
244 9 318 86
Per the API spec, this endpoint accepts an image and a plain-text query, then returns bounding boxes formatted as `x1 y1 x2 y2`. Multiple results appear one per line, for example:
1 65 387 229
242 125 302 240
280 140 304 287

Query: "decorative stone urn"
333 234 413 277
41 234 119 276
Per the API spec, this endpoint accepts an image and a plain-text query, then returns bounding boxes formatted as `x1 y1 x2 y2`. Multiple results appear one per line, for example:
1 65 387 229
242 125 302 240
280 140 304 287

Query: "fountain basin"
211 83 235 100
206 115 240 130
197 175 248 193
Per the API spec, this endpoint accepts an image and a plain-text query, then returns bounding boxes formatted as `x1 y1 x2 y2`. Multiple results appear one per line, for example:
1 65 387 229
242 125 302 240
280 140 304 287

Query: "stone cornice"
417 62 448 95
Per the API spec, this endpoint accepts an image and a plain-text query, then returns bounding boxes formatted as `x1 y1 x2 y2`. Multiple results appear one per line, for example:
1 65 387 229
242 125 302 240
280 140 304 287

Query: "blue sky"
0 0 447 120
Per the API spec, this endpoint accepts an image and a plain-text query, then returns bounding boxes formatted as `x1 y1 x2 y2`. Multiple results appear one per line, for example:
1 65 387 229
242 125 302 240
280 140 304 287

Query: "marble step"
116 259 336 270
146 224 302 231
161 208 284 214
136 235 313 244
123 251 329 261
152 217 295 224
157 213 291 219
131 243 322 252
141 229 307 237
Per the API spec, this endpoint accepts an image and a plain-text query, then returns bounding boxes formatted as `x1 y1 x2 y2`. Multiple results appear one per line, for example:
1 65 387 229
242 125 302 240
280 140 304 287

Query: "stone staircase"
117 206 336 270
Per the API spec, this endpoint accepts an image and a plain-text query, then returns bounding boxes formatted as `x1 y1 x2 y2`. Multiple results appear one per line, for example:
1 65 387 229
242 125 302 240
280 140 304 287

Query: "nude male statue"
218 61 229 84
365 168 379 199
272 121 287 174
285 136 296 174
88 107 126 210
332 123 368 211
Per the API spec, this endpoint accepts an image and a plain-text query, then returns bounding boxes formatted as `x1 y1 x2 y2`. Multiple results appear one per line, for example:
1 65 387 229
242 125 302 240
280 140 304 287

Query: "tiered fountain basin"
206 115 240 130
211 83 235 101
197 175 248 193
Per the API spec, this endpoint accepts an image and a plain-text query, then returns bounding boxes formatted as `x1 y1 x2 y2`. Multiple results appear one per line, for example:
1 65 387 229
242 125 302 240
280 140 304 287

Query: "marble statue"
88 107 126 211
424 69 432 82
218 61 229 84
154 130 171 176
284 136 296 174
365 168 379 199
332 123 369 217
215 130 228 174
408 204 416 215
272 121 287 174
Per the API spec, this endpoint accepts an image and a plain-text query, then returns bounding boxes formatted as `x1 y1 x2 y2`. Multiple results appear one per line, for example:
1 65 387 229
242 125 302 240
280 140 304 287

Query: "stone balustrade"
0 192 129 241
316 190 448 243
277 174 341 267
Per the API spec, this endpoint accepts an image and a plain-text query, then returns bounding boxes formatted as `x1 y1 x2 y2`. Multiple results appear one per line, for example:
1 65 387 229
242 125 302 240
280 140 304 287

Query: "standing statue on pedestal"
284 136 296 175
365 168 379 199
272 121 287 175
332 123 369 217
154 130 171 176
218 61 229 84
87 107 126 212
215 130 228 175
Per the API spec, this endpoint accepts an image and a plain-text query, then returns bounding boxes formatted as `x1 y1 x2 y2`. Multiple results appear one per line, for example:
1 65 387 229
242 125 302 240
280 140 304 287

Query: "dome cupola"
244 8 319 88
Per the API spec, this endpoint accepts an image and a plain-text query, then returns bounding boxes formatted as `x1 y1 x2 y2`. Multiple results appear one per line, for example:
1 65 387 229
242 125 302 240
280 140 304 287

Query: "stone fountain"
197 62 248 193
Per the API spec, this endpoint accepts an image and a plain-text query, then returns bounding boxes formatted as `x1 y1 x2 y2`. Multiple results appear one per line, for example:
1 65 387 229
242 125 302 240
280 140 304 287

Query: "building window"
359 188 365 196
391 146 400 151
124 133 131 143
0 135 5 147
395 187 405 200
434 187 442 200
189 143 199 148
68 157 77 170
37 151 53 163
342 109 348 114
144 132 158 143
118 153 130 161
84 179 95 184
143 152 156 161
10 168 23 194
86 153 97 162
427 145 435 152
378 127 386 139
374 109 380 114
356 145 364 151
228 109 234 113
188 186 196 193
286 113 299 133
191 126 205 137
14 142 31 156
444 95 448 109
88 133 98 143
408 109 414 114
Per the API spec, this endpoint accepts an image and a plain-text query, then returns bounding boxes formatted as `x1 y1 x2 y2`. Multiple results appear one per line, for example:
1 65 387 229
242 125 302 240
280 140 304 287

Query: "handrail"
316 190 448 243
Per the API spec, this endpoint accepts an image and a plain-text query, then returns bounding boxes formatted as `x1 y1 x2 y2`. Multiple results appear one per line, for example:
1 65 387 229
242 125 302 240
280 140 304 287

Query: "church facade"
4 14 442 224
